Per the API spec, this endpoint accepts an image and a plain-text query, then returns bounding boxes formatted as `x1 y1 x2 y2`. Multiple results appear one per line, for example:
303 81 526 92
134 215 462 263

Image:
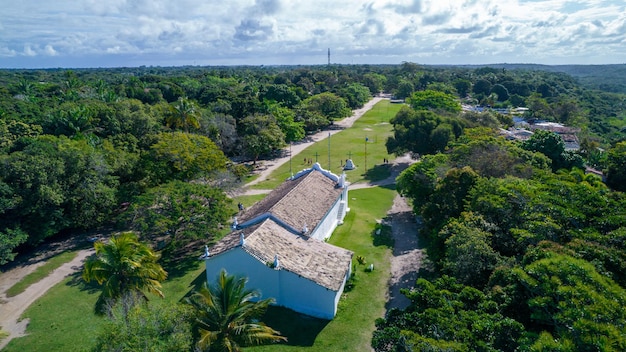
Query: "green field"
251 100 403 190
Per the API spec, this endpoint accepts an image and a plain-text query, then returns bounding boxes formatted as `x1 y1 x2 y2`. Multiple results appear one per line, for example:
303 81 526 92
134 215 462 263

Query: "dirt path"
384 194 422 311
243 97 384 189
0 248 93 350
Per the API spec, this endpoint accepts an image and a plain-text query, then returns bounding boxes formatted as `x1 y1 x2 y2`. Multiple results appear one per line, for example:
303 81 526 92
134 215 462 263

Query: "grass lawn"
2 259 205 352
5 251 78 297
251 100 403 190
248 186 397 352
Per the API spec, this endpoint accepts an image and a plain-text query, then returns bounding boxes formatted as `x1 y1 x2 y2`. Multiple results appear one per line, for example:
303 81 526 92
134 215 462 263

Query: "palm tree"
82 232 167 314
166 96 200 133
186 269 286 351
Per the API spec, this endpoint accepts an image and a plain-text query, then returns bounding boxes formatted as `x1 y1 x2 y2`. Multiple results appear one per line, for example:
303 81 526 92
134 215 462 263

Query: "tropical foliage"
93 293 193 352
82 232 167 314
186 269 286 351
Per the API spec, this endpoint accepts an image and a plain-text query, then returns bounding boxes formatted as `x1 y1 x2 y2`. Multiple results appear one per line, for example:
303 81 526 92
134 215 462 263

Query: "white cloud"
23 45 36 57
0 0 625 68
43 45 57 56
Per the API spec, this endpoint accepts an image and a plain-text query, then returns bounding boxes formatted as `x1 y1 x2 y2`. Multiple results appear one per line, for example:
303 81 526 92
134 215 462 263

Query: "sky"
1 0 625 69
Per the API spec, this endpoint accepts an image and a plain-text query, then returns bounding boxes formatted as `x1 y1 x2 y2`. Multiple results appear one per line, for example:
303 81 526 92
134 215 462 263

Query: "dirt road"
385 195 422 311
0 249 93 350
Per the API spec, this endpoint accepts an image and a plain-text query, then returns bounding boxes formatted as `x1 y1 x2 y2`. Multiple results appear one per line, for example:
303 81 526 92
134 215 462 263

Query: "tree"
240 114 285 163
386 106 443 156
148 132 228 182
0 227 28 265
490 84 510 102
363 73 387 95
394 79 414 99
82 232 168 314
408 89 461 114
261 84 301 108
120 181 232 249
606 141 626 192
186 270 286 351
339 83 371 109
396 153 449 212
301 92 351 121
166 96 200 132
265 102 305 142
453 79 472 97
441 213 502 287
512 252 626 351
373 276 524 352
521 129 581 171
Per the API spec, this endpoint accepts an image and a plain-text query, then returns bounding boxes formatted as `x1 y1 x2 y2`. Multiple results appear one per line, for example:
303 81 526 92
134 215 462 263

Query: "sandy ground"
384 194 422 311
0 248 93 350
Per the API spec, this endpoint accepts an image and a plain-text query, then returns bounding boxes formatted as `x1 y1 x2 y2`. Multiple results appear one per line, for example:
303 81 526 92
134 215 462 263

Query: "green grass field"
251 100 403 190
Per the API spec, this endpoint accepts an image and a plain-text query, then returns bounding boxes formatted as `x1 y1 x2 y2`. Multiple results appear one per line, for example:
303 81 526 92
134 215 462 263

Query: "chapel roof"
238 165 343 234
208 165 352 291
242 218 353 291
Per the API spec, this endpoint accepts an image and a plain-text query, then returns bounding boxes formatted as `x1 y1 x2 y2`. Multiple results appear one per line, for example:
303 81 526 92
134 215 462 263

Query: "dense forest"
1 63 626 350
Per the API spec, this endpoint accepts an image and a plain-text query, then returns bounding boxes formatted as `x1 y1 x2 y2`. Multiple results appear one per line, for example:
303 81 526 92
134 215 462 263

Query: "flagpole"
328 132 331 170
365 136 368 172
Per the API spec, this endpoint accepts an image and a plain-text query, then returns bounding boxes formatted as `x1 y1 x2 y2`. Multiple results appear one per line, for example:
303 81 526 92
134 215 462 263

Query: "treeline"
373 92 626 349
1 63 625 267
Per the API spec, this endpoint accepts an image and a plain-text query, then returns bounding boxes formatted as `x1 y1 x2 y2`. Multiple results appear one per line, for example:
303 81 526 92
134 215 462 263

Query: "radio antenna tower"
328 48 330 65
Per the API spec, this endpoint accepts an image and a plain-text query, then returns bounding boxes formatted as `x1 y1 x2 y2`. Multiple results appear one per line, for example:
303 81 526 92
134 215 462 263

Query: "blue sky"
1 0 625 68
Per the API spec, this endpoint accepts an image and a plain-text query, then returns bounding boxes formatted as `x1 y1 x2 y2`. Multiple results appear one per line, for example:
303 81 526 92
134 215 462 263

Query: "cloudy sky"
1 0 625 68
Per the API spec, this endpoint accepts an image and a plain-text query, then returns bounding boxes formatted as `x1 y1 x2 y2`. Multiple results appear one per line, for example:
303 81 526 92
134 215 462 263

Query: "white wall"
310 197 340 241
205 249 343 320
277 269 339 319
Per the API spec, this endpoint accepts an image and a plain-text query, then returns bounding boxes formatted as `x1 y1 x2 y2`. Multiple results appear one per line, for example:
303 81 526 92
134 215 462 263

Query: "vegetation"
375 85 626 350
186 269 286 351
2 63 626 351
82 232 167 314
93 294 194 352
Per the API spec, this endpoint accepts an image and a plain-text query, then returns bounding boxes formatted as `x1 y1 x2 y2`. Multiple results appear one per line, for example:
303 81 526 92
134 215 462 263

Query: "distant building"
204 163 352 319
530 122 580 150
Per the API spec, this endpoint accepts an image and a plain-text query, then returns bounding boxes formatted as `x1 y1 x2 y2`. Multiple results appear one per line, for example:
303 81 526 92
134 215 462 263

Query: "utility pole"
364 136 368 171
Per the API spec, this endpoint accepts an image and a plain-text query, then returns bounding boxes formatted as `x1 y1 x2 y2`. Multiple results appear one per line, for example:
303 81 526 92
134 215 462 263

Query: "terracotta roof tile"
239 169 342 233
243 218 353 291
208 167 352 291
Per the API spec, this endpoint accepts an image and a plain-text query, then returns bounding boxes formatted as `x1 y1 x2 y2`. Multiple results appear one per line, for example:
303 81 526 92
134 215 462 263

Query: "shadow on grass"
66 269 101 294
260 306 330 347
362 164 391 182
179 271 209 302
159 238 214 280
372 223 394 248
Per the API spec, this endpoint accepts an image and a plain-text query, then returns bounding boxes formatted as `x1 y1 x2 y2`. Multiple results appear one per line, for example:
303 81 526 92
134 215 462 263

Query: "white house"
205 163 352 319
